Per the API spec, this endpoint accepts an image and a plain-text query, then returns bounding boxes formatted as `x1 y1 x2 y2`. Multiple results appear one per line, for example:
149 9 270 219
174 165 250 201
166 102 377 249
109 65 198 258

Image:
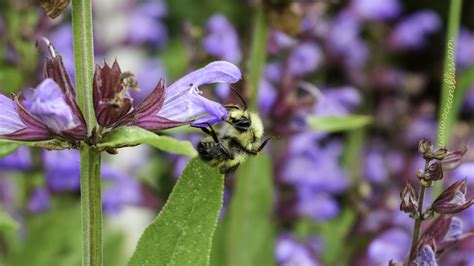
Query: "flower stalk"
71 0 102 265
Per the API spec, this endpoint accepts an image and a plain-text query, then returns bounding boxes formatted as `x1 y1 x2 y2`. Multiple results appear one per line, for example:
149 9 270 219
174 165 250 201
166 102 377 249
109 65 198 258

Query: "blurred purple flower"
127 1 168 46
453 162 474 184
156 61 241 126
258 79 277 115
315 86 361 116
0 147 32 171
23 79 80 133
368 228 410 265
264 62 283 83
49 25 75 79
364 149 388 183
457 28 474 69
462 87 474 110
267 30 295 54
44 150 80 192
131 59 167 104
288 42 323 76
390 10 441 50
203 14 241 63
327 10 368 68
297 190 340 220
28 188 51 213
103 178 142 215
403 115 436 146
351 0 401 21
276 235 319 266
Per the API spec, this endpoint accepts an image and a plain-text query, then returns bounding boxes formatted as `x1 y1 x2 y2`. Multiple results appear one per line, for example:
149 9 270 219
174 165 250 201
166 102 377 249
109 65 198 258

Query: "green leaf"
307 115 372 132
0 141 19 158
221 154 275 266
0 207 18 232
128 158 224 266
98 126 197 157
0 138 71 151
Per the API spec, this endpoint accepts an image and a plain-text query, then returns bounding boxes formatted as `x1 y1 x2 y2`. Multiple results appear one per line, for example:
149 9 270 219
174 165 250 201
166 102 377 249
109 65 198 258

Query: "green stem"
409 185 426 259
72 0 96 131
80 148 102 266
434 0 463 196
246 5 268 110
71 0 101 265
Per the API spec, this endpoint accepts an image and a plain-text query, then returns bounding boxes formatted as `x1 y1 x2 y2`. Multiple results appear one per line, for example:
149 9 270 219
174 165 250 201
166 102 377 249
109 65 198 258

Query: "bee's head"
227 108 251 131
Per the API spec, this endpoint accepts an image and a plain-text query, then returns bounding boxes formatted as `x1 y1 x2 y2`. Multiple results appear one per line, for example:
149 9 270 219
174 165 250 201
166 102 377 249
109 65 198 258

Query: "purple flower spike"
456 28 474 69
287 42 323 76
0 146 32 171
351 0 401 21
158 61 241 126
390 10 441 50
368 229 410 265
203 14 241 63
22 79 79 134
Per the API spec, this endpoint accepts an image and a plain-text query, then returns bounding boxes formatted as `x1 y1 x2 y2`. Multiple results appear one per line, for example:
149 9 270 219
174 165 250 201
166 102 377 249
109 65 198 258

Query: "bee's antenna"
229 86 247 111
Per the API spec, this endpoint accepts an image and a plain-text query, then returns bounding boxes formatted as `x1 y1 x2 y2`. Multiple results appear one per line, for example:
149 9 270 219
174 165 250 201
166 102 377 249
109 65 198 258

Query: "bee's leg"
218 145 234 160
192 123 220 143
224 163 240 177
255 137 273 152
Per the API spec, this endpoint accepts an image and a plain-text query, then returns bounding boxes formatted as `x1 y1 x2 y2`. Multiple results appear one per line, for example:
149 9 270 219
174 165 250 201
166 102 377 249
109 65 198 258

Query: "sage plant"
397 138 473 265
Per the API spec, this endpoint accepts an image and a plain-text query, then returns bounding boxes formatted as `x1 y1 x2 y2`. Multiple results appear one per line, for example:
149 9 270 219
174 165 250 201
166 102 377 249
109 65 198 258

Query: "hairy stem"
409 185 426 259
72 0 96 131
71 0 101 265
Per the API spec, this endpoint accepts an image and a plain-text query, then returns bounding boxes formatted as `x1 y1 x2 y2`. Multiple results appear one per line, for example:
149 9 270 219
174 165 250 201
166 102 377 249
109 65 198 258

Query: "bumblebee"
195 90 271 175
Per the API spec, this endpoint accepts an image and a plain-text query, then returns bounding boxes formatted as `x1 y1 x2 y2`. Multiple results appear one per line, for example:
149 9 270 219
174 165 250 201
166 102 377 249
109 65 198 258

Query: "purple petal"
416 245 437 266
158 61 241 123
390 10 441 50
23 79 79 133
368 228 411 265
0 94 26 135
456 28 474 69
0 146 32 170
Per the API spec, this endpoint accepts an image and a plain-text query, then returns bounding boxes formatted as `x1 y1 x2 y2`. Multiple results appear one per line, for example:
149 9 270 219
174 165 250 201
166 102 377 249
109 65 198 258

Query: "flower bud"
432 148 448 160
413 235 437 266
400 183 418 217
418 138 433 155
423 162 443 184
430 179 473 215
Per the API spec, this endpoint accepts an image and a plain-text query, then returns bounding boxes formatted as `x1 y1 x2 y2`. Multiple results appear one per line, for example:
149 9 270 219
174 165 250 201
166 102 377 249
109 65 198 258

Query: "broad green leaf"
98 126 197 157
222 154 275 266
307 115 372 132
0 207 18 232
128 158 224 266
0 141 19 158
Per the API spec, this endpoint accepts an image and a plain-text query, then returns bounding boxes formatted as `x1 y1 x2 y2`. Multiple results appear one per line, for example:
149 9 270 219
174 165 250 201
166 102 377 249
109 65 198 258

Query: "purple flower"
131 59 167 104
103 178 142 215
457 28 474 69
203 14 241 63
267 30 296 54
44 150 80 192
258 79 277 115
156 61 241 126
127 1 168 46
314 87 361 116
287 42 323 76
28 188 51 213
264 62 283 83
297 190 340 220
276 235 319 266
415 245 437 266
23 79 80 133
390 10 441 50
351 0 401 21
327 10 368 68
49 25 75 79
368 228 410 265
0 146 32 171
0 94 28 136
364 149 388 183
